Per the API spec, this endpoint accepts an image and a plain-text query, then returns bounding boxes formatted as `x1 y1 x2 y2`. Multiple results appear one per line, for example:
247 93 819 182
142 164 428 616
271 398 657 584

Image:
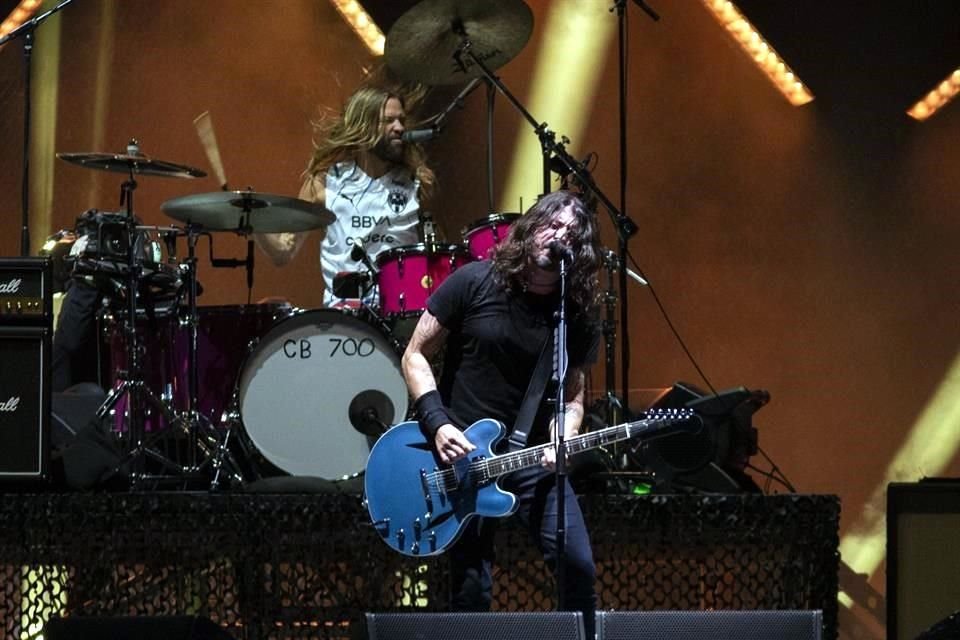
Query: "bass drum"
237 308 409 479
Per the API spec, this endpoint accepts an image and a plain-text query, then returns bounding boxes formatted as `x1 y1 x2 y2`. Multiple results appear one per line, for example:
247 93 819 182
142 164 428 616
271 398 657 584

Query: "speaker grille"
597 610 823 640
366 612 585 640
0 326 49 479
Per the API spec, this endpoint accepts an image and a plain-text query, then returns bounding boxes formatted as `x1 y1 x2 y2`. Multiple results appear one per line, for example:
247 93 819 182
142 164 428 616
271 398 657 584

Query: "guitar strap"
507 333 555 452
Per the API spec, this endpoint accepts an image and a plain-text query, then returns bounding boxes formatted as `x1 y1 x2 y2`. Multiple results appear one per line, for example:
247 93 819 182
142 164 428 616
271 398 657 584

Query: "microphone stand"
612 0 659 419
0 0 73 256
452 35 643 617
0 0 78 255
553 252 570 609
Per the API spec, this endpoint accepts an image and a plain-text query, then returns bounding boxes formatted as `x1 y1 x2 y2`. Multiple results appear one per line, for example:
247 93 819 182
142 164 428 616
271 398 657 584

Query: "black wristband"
414 390 450 438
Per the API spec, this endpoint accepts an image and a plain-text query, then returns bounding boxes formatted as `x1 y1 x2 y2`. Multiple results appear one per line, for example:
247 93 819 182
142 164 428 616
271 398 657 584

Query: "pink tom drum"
462 213 521 261
376 244 473 317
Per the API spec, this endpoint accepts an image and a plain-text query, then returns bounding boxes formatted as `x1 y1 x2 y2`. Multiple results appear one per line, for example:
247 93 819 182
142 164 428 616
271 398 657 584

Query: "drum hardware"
160 190 334 488
57 139 206 487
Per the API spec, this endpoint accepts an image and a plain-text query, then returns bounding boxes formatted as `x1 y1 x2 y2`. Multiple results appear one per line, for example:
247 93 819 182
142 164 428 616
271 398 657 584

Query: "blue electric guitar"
364 408 698 557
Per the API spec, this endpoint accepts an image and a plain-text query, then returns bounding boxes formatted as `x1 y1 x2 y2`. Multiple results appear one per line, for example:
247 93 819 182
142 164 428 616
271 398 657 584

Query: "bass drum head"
238 308 409 479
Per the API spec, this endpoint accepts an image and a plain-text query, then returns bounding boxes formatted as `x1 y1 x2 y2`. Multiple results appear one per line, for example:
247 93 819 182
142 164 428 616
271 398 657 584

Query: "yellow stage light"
328 0 385 57
0 0 43 52
499 0 616 211
907 67 960 121
702 0 814 106
839 350 960 583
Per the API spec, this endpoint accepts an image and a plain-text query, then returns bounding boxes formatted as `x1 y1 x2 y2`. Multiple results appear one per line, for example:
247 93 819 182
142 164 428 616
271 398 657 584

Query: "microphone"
547 240 575 264
401 128 439 144
350 242 378 274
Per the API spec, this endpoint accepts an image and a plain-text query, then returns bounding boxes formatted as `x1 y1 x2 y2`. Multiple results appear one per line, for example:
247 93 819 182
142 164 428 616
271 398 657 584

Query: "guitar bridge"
371 517 390 537
419 469 434 512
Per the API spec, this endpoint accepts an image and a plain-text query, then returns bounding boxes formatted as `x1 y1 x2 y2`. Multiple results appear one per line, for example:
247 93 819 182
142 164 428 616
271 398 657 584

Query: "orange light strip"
702 0 814 106
0 0 43 52
329 0 385 57
907 68 960 121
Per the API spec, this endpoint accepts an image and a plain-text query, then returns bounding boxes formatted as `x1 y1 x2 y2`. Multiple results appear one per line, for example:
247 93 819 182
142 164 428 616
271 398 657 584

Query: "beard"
532 250 560 272
373 137 404 163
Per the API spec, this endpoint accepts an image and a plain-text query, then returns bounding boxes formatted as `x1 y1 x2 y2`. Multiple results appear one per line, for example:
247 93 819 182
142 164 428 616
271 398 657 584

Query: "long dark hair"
491 190 601 316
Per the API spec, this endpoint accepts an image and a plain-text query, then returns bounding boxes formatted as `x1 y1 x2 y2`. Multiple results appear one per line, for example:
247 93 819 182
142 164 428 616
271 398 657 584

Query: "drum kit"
52 136 522 489
46 0 635 489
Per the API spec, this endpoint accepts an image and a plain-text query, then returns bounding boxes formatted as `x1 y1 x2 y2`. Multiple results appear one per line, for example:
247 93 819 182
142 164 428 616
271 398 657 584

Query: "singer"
400 190 603 639
255 83 436 308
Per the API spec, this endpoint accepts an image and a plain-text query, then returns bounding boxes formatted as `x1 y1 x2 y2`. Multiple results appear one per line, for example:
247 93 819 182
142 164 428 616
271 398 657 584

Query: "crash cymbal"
385 0 533 86
57 151 206 179
161 191 335 233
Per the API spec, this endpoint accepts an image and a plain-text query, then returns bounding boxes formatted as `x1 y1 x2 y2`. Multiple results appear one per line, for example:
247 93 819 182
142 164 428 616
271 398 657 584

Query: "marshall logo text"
0 279 23 294
0 397 21 412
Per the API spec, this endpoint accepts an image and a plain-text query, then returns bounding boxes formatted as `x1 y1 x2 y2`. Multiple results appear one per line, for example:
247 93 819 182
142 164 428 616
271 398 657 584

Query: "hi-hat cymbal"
161 191 335 233
57 151 206 179
385 0 533 86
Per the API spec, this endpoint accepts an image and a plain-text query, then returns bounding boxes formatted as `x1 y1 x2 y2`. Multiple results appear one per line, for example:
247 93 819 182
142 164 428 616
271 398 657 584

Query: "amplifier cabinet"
0 257 52 325
0 325 50 480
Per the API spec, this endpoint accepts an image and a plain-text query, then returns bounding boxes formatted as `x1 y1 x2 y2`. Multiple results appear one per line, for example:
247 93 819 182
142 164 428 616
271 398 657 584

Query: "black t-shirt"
427 261 599 444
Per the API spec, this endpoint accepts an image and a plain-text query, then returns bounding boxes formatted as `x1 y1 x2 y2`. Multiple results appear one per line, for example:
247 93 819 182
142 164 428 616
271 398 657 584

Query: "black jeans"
448 466 597 639
51 279 103 392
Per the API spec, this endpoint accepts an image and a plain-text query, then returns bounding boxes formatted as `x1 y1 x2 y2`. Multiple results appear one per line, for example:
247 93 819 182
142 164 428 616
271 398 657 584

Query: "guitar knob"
413 518 422 539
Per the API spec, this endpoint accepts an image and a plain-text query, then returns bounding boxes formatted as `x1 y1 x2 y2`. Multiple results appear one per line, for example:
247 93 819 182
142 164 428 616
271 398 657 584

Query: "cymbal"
385 0 533 86
57 152 206 179
160 191 335 233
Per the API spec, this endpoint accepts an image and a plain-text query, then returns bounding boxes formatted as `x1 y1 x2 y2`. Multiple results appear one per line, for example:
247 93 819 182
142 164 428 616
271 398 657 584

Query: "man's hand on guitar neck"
434 425 476 465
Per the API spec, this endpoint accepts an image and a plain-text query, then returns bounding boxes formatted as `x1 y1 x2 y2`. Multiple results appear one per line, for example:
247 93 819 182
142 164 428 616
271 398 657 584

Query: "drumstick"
193 110 228 190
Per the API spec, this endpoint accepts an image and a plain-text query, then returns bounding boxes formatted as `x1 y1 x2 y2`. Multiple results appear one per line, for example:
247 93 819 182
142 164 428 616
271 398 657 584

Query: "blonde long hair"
305 85 435 200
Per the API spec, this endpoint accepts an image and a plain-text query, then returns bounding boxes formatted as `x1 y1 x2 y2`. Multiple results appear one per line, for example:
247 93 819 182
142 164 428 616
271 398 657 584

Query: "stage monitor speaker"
43 615 235 639
887 480 960 640
365 611 586 640
0 325 50 481
596 610 822 640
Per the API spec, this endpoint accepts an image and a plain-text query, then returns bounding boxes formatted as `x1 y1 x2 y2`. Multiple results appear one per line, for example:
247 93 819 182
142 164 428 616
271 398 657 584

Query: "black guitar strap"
507 334 555 452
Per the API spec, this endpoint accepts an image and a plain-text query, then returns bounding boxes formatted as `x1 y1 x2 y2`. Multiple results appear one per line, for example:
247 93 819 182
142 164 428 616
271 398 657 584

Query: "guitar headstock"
641 407 701 433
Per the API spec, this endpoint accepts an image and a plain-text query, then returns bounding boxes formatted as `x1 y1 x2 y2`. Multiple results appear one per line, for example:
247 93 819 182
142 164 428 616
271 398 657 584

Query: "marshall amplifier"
0 257 53 325
0 325 50 481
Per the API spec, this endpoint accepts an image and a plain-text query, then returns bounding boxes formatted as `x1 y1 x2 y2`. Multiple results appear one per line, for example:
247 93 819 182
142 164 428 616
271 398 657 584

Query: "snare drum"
236 308 408 479
462 213 521 261
376 244 473 317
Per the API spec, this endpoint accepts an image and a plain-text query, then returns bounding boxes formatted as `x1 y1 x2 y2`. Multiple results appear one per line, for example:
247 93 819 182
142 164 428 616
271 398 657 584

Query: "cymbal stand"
174 225 245 489
599 249 626 426
95 161 182 486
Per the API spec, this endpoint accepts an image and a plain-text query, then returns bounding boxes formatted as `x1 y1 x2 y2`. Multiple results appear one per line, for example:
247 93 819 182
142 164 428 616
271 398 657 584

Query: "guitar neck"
475 417 657 481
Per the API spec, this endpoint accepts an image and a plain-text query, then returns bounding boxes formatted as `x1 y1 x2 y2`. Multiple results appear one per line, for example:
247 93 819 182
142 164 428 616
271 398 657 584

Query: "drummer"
255 84 436 308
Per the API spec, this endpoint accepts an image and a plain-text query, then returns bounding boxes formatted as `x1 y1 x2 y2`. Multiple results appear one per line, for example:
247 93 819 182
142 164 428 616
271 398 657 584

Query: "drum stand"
170 225 245 489
95 169 185 487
